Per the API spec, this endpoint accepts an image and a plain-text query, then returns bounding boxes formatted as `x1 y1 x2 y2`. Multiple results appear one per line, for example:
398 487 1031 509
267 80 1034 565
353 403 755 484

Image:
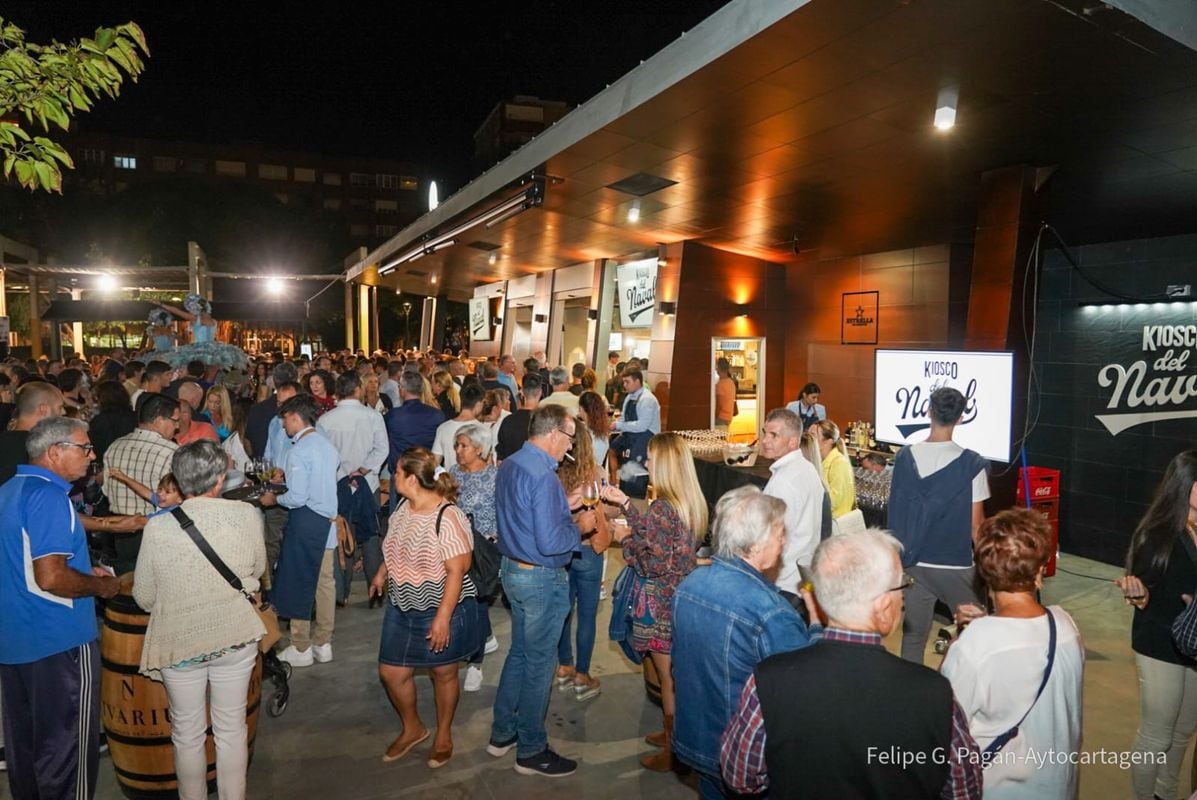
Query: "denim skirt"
379 601 479 667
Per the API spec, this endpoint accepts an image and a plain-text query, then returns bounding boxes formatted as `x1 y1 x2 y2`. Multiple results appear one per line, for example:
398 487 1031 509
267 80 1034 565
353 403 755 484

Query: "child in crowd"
107 469 183 517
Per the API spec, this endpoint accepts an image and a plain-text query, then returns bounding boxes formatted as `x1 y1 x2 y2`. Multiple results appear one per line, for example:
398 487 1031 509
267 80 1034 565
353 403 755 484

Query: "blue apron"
616 391 653 499
270 505 332 619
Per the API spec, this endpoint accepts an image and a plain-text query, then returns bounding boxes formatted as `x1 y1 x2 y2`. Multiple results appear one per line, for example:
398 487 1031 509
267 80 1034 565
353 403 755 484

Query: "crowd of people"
0 344 1193 800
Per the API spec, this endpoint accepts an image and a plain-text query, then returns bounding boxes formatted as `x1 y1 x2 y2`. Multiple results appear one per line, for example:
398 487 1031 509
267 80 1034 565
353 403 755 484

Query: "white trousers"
1131 652 1197 800
162 645 258 800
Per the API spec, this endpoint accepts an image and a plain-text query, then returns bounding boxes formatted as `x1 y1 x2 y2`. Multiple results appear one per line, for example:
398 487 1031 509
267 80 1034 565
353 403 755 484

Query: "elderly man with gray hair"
671 485 813 799
721 529 982 799
0 416 120 800
539 366 580 414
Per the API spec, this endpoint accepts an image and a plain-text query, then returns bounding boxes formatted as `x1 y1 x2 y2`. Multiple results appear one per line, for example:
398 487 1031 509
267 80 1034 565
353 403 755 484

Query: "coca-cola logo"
1095 324 1197 435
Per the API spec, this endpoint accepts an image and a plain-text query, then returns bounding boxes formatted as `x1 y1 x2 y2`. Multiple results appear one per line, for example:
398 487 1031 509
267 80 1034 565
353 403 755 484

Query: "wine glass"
581 480 601 510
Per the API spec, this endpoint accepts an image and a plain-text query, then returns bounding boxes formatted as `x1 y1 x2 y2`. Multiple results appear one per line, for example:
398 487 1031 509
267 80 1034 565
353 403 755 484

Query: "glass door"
711 337 765 441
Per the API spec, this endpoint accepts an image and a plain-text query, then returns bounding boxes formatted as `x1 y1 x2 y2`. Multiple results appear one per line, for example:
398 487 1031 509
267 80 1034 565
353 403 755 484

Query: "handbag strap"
171 507 255 604
982 610 1057 756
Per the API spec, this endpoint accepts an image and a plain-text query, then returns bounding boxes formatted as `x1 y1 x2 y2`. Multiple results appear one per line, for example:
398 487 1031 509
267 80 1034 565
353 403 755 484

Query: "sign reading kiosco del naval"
1095 323 1197 435
874 349 1015 463
616 258 657 328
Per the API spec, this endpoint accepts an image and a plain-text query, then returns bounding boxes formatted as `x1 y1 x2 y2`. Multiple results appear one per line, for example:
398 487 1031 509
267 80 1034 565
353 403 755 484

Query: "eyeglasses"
557 427 576 443
886 576 915 594
56 441 95 454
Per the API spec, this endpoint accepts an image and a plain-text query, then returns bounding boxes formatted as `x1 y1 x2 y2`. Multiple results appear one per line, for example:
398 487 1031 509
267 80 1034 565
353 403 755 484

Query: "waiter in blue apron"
612 367 661 499
260 392 340 667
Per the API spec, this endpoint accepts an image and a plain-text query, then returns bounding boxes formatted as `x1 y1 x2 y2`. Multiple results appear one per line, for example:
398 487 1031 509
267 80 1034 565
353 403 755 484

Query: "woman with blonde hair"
420 375 440 410
812 419 855 519
601 431 707 771
800 429 834 542
205 385 234 441
370 447 478 769
431 370 460 421
554 418 610 701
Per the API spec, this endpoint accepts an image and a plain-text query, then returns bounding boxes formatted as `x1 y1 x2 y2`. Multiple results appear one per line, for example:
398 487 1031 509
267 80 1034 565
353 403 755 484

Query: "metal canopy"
41 299 307 323
354 0 1197 299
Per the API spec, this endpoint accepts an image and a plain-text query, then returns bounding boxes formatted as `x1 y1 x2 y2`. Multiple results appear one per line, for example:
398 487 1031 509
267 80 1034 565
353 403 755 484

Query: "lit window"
322 172 342 186
294 167 316 183
258 164 288 181
323 197 342 210
113 154 137 170
215 160 246 177
399 176 418 191
376 174 397 189
349 172 371 187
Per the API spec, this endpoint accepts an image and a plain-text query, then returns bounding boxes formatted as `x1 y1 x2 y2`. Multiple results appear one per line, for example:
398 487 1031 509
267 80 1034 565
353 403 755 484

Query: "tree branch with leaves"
0 17 149 193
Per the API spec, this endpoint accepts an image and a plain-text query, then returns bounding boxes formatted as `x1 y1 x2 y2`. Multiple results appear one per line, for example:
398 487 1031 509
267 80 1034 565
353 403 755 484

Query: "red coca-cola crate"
1045 519 1059 577
1017 467 1061 503
1031 498 1059 522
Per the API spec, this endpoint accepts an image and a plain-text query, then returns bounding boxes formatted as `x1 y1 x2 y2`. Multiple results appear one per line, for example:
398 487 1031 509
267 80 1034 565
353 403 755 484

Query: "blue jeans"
332 535 383 604
557 546 603 674
491 558 570 758
468 596 493 665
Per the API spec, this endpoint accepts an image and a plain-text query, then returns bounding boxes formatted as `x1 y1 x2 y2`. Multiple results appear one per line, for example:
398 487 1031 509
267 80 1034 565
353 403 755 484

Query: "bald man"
0 382 65 486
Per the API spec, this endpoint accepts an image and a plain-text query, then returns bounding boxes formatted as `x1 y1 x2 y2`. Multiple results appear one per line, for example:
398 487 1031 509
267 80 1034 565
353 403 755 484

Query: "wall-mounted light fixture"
934 85 958 131
659 301 677 316
735 304 749 318
1078 300 1197 310
534 313 547 323
587 309 599 321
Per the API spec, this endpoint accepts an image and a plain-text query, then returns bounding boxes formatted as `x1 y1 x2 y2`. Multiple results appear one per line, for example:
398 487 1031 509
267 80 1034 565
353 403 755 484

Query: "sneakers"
514 748 577 777
312 643 333 663
277 645 314 667
486 734 518 758
463 664 484 693
484 635 499 654
573 676 601 701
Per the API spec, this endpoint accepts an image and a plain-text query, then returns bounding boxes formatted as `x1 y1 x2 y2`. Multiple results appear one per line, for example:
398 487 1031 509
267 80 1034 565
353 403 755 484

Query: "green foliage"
0 17 149 193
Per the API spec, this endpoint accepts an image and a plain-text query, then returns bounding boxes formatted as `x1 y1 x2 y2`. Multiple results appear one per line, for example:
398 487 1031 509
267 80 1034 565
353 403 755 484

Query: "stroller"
262 648 291 716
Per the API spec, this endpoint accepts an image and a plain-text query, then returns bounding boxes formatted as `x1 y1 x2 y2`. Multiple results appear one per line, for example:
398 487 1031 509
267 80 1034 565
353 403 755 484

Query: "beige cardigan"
133 496 267 679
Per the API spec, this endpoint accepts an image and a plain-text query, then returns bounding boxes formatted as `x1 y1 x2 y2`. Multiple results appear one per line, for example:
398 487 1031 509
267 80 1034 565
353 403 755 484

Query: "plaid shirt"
104 428 178 515
720 627 983 799
1174 589 1197 658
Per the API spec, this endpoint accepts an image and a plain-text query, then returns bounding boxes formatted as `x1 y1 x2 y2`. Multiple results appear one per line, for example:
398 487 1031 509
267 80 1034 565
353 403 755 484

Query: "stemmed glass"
581 479 601 511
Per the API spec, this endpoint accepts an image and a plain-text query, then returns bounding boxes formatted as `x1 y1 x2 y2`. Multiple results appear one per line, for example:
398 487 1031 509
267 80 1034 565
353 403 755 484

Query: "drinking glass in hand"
581 480 600 510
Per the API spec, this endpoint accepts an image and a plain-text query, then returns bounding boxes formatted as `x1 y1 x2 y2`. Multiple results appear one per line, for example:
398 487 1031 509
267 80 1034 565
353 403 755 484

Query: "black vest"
755 639 954 800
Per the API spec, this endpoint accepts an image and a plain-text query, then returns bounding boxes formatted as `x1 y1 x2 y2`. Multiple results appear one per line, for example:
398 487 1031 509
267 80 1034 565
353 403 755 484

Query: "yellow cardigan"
822 447 856 518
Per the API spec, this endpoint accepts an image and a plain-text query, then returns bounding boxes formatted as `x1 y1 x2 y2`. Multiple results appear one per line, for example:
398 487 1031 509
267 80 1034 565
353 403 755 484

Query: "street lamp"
266 276 285 296
402 301 413 348
97 274 117 293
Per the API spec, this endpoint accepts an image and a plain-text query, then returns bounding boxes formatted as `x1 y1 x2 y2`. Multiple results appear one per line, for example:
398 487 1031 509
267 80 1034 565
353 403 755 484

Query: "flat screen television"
873 349 1014 463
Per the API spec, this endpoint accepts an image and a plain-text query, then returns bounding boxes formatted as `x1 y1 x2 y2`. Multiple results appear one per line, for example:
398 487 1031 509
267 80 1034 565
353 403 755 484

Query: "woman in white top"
221 397 253 472
941 507 1084 800
133 440 267 800
579 390 611 477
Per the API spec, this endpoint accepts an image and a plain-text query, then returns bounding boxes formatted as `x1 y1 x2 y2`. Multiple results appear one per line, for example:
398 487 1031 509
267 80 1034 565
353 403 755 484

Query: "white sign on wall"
469 297 491 341
1095 323 1197 435
616 258 657 328
874 349 1014 462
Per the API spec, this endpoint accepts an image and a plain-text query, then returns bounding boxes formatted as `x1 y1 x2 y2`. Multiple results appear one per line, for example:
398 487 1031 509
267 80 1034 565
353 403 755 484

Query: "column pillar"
370 285 380 356
70 288 85 357
28 272 42 359
343 282 354 352
964 165 1042 509
357 284 371 354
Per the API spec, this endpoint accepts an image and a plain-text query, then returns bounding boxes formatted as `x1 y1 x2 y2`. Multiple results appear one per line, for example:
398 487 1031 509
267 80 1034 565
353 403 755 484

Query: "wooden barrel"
101 592 262 800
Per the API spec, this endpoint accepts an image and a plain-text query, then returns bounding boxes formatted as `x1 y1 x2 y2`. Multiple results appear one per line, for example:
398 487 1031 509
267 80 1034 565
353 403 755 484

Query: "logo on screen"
1094 324 1197 435
893 375 979 437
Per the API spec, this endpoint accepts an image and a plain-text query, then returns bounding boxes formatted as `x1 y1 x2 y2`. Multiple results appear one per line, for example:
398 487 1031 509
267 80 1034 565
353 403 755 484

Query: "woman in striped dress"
369 448 479 769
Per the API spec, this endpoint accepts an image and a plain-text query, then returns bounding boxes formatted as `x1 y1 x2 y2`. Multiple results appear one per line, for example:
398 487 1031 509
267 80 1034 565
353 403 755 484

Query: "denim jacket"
671 556 813 775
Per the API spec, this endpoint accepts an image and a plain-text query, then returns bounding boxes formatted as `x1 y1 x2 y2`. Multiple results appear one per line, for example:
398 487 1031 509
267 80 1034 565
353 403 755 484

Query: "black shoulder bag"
171 507 282 653
980 610 1057 764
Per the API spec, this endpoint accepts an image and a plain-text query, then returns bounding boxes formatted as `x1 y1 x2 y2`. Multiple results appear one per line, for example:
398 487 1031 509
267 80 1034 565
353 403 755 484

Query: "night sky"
10 1 731 189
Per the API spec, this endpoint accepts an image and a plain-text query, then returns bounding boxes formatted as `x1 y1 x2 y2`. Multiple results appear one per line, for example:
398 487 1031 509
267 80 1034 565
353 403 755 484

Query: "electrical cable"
1043 224 1171 303
1052 565 1121 583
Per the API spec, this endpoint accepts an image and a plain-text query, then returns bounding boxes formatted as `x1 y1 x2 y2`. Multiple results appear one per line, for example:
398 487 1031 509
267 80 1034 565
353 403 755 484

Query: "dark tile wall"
1028 233 1197 565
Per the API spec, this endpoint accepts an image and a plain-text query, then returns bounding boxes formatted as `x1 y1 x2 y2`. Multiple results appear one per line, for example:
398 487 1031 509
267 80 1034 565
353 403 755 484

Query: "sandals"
555 667 576 689
573 675 601 701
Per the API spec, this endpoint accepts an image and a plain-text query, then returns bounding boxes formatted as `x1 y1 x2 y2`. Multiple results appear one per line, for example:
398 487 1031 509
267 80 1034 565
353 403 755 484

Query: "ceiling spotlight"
431 274 438 284
489 251 498 265
627 200 641 224
266 277 285 296
428 181 439 211
934 85 958 131
97 274 117 293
